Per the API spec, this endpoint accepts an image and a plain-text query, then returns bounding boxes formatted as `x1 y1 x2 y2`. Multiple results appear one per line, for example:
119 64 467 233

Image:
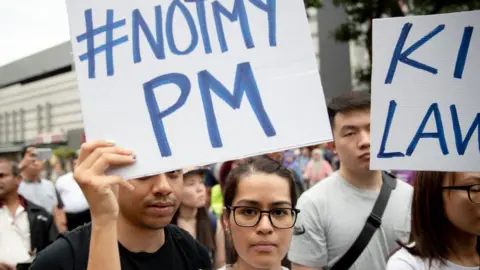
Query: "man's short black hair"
327 91 371 129
0 158 20 177
20 145 35 159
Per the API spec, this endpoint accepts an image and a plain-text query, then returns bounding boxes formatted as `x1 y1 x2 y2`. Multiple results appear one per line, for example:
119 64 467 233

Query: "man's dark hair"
0 158 20 177
327 91 371 129
20 145 35 159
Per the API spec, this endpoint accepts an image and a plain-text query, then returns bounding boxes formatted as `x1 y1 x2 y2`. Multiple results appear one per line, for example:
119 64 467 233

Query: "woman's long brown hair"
399 171 480 267
171 207 216 258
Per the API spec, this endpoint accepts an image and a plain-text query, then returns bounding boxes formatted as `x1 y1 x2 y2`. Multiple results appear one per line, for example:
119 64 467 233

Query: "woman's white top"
387 247 479 270
217 265 289 270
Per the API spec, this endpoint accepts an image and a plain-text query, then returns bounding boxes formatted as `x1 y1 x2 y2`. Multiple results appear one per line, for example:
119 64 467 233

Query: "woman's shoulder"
387 247 424 270
217 265 290 270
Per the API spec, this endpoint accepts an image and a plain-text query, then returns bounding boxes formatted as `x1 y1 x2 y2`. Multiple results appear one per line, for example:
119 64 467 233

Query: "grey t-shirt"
288 172 413 270
18 179 58 213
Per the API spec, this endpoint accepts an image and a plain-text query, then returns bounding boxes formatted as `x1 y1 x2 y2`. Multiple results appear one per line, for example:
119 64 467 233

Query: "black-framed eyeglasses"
442 184 480 204
226 206 300 229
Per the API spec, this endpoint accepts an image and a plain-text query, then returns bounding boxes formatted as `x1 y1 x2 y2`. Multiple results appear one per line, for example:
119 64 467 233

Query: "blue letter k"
384 23 445 84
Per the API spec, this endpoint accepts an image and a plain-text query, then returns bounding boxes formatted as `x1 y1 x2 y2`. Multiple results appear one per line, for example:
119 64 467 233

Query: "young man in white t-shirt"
288 91 413 270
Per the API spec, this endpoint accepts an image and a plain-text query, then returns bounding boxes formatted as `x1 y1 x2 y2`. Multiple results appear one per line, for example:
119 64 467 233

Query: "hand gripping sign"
66 0 332 179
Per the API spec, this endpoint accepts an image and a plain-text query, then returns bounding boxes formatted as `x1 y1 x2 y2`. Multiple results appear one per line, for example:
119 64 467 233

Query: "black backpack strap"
331 172 396 270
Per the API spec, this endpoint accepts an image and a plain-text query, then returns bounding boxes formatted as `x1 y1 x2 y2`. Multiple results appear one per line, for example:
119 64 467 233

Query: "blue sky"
0 0 70 66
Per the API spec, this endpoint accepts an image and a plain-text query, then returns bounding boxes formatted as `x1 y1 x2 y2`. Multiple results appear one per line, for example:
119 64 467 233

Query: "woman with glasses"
387 171 480 270
218 156 301 270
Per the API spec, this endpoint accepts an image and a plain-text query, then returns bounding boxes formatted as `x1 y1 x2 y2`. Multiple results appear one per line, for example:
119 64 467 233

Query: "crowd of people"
0 91 478 270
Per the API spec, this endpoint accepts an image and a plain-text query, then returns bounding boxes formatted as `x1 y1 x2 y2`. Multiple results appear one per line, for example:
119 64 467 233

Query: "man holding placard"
31 141 212 270
289 91 413 270
32 0 334 268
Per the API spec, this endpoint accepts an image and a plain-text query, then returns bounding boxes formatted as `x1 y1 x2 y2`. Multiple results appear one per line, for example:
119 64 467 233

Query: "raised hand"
74 140 136 226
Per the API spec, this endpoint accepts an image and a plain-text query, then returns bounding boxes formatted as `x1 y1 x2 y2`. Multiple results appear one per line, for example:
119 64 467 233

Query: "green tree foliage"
329 0 480 86
53 146 77 160
305 0 322 9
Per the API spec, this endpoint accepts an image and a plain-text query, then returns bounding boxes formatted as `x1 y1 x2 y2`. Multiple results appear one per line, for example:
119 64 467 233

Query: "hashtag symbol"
76 9 129 79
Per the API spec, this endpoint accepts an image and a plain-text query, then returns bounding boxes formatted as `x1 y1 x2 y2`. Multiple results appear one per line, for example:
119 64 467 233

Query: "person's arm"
52 205 68 233
288 194 328 270
49 182 67 232
214 219 226 268
0 263 15 270
73 141 136 270
88 220 119 270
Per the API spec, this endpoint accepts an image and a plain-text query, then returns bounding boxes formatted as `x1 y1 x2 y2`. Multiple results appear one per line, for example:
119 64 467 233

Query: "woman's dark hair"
171 207 215 252
399 171 480 266
219 161 235 189
171 172 216 258
223 156 298 208
223 156 298 264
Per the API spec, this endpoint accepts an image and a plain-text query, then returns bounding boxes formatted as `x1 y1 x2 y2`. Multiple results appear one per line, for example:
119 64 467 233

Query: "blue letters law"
377 102 480 158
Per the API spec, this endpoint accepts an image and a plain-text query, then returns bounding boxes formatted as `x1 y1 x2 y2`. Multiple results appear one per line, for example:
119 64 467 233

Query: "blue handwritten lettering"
450 105 480 155
195 0 213 54
166 0 199 55
385 23 445 84
143 73 191 157
406 103 449 156
198 62 276 148
212 0 254 53
454 26 474 79
77 9 128 78
249 0 277 47
132 6 165 63
377 100 405 158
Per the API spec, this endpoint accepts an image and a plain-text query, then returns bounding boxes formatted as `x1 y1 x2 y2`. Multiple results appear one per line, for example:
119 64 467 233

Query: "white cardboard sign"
65 0 332 179
371 10 480 172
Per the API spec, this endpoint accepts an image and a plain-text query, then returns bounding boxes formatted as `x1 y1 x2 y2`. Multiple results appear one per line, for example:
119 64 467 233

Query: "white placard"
371 10 480 172
65 0 332 179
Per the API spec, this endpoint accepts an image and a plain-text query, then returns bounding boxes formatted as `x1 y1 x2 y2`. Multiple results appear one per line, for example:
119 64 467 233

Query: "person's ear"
222 212 234 243
15 175 22 186
222 211 229 230
328 141 337 154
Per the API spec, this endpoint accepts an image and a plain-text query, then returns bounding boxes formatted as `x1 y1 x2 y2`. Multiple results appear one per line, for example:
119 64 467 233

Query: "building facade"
0 43 84 158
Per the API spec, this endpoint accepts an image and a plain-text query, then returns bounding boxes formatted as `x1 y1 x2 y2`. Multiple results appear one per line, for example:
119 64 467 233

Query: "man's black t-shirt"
31 223 212 270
